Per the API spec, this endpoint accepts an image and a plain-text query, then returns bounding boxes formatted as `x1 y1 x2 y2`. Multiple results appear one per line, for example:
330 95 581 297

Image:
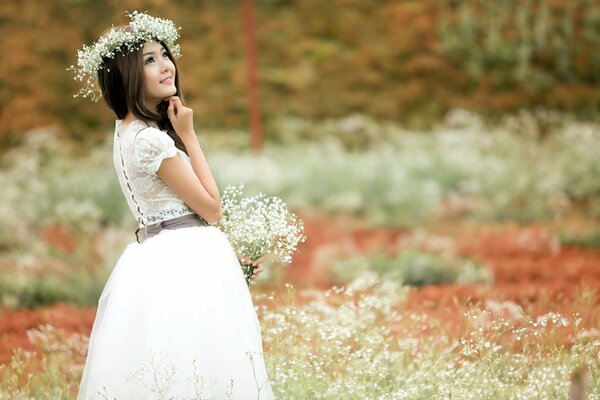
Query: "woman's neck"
122 112 137 124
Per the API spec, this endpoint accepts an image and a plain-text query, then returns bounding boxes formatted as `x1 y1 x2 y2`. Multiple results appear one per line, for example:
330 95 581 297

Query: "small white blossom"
215 184 307 284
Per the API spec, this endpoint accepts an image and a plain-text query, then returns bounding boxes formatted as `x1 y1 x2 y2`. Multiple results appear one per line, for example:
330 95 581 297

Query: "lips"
160 76 173 84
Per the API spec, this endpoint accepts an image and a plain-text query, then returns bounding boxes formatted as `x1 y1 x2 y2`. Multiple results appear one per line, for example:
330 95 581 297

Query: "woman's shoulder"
116 118 159 134
116 119 173 153
115 118 177 152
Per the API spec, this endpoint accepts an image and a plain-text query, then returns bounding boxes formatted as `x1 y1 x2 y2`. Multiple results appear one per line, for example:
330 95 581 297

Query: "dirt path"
1 213 599 363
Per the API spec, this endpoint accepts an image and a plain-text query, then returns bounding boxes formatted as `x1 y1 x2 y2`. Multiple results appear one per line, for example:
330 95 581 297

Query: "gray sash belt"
135 213 209 244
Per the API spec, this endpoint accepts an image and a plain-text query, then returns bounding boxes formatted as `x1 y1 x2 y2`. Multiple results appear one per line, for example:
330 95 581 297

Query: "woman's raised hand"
167 96 194 137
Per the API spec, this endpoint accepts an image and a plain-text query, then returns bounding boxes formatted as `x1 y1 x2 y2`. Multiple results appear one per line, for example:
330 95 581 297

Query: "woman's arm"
155 96 222 223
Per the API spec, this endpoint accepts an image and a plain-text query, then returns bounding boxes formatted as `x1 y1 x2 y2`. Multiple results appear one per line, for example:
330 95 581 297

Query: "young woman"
71 12 276 399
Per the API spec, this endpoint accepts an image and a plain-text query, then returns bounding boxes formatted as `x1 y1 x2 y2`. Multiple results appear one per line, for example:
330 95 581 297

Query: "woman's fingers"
166 97 194 138
252 254 267 266
171 95 183 107
171 97 180 115
167 99 176 120
236 252 251 265
170 96 184 114
235 253 266 280
249 265 263 280
167 95 180 106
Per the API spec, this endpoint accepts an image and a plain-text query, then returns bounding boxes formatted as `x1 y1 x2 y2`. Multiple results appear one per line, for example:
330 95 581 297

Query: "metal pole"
243 0 263 153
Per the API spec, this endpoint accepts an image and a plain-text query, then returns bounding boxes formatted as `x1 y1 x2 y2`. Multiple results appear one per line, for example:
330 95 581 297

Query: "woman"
71 11 276 399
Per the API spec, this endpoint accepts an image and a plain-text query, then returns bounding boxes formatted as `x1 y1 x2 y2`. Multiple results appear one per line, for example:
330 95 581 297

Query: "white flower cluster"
216 184 307 284
67 10 182 102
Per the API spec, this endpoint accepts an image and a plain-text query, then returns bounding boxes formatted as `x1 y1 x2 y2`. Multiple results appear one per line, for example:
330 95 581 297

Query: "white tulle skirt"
77 225 276 400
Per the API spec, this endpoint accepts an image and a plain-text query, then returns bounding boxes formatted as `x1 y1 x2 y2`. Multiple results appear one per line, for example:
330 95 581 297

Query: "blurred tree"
0 0 598 149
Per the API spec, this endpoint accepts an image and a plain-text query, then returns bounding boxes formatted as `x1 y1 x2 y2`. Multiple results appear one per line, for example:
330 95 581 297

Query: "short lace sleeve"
134 128 178 176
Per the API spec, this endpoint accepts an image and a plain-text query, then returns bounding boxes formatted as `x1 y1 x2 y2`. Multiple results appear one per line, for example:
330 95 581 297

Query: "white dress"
77 119 276 400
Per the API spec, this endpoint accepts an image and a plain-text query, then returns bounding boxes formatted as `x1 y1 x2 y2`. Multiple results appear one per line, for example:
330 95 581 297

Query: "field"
0 114 599 398
2 0 600 396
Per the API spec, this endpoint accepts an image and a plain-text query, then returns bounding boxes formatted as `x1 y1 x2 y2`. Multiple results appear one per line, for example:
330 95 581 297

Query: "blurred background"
2 0 600 145
0 0 600 378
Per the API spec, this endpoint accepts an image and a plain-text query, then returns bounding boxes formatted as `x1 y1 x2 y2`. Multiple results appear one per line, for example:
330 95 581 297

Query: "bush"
331 248 492 287
559 229 600 249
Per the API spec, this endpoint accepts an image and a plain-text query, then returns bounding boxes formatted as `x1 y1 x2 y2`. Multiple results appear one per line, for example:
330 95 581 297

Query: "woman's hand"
166 96 194 138
236 253 265 281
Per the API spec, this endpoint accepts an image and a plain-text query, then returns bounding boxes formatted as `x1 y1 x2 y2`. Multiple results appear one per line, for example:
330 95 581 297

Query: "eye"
144 57 154 65
162 50 169 58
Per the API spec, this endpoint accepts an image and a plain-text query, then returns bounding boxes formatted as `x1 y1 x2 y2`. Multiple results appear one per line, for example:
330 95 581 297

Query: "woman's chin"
164 88 177 99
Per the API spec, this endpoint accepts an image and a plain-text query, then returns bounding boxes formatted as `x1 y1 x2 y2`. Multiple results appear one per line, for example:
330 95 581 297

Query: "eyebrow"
143 47 166 56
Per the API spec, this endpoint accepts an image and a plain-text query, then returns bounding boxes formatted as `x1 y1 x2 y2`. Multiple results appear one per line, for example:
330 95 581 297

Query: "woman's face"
141 41 177 107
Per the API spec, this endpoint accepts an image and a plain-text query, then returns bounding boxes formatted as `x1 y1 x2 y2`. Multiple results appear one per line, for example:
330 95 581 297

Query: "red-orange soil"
1 212 599 363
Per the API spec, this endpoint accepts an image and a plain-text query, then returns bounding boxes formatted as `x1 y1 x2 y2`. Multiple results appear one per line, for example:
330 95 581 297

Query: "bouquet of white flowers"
215 184 307 285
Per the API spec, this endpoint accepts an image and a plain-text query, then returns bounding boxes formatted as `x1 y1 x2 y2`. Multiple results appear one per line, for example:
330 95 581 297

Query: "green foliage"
0 261 111 310
439 0 600 114
1 112 599 243
2 0 600 146
331 248 492 286
440 0 600 83
0 275 73 310
559 229 600 249
0 128 129 250
212 112 600 225
0 224 127 310
1 113 599 309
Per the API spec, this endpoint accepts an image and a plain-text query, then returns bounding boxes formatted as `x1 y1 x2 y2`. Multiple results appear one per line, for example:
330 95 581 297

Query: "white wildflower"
215 184 307 284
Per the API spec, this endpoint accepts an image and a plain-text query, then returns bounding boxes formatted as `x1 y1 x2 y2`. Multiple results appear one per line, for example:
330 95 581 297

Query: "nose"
159 56 171 71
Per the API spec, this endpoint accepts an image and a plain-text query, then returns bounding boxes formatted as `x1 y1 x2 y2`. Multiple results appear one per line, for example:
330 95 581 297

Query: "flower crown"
67 11 182 102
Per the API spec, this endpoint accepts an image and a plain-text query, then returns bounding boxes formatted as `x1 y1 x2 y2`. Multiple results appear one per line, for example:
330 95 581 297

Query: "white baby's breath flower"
215 184 307 284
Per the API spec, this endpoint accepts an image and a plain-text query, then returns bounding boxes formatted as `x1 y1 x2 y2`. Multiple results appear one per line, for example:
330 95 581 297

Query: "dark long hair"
97 34 188 155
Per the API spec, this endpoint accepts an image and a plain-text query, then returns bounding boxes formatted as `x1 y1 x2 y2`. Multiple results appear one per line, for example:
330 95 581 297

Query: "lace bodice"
113 119 196 227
